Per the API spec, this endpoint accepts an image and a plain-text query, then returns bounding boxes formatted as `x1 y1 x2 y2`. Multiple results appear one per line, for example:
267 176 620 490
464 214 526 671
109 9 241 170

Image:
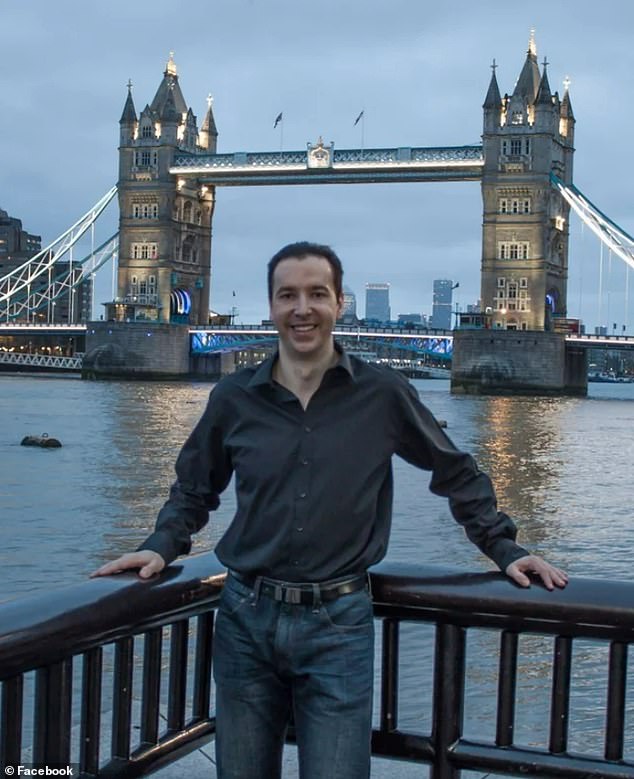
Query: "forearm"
137 481 219 565
430 451 529 570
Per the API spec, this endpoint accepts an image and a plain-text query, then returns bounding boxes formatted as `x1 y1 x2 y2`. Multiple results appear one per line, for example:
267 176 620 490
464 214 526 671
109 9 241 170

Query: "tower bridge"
110 42 574 333
2 38 634 390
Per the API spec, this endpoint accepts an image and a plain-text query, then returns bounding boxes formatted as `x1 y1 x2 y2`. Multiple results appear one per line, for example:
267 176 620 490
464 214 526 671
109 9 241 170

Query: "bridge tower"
111 54 217 325
481 34 575 330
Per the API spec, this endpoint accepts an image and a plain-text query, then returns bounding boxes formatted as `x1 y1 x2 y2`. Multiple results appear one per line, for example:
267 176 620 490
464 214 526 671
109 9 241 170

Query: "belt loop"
311 582 321 612
366 572 373 602
252 576 263 606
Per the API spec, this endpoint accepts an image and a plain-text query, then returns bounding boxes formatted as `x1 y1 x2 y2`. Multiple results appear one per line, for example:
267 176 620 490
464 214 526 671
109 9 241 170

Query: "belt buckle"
284 586 302 604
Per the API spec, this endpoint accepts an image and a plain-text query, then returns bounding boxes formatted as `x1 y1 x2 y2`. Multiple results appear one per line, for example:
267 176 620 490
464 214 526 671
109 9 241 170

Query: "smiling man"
93 241 567 779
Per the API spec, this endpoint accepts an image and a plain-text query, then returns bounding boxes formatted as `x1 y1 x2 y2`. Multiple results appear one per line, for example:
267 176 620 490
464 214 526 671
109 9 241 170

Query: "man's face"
269 254 343 361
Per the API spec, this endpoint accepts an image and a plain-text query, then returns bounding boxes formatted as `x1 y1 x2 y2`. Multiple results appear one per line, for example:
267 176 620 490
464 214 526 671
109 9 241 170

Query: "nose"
295 293 311 315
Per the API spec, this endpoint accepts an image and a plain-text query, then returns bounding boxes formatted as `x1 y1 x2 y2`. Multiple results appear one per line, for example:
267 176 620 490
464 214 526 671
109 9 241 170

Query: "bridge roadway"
1 323 633 349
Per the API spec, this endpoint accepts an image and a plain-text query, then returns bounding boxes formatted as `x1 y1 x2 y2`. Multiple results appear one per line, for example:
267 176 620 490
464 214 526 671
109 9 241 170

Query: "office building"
0 207 41 271
341 285 357 321
432 279 454 330
397 313 423 327
365 283 390 324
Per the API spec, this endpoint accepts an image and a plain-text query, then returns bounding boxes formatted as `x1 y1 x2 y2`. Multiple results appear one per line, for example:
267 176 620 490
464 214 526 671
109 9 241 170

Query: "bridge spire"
199 93 218 152
560 77 575 121
483 60 502 110
119 80 137 125
165 51 178 77
535 58 552 105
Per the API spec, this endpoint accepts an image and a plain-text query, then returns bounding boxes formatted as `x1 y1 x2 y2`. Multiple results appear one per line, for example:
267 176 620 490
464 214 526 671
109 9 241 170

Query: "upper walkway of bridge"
170 144 484 186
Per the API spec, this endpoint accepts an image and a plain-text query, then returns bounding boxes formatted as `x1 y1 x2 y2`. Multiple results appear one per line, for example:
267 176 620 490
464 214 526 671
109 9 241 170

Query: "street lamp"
451 282 460 329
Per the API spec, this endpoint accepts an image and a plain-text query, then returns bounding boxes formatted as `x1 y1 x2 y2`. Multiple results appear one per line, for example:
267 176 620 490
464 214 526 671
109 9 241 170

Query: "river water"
1 374 633 771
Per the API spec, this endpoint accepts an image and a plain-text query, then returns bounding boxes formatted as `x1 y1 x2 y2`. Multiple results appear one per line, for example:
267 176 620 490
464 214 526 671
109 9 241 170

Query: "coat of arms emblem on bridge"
306 137 334 168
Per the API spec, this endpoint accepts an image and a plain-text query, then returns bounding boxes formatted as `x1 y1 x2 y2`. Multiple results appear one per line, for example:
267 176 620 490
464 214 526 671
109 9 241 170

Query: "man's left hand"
505 555 568 590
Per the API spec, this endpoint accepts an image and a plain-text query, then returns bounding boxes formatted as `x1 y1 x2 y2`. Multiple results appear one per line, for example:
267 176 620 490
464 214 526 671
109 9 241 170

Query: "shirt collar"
247 342 356 389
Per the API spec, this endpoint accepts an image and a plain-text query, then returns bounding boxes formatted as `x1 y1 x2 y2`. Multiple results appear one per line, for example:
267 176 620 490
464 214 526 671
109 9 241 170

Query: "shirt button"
301 459 309 466
296 527 304 532
299 492 307 499
293 560 299 566
304 426 311 433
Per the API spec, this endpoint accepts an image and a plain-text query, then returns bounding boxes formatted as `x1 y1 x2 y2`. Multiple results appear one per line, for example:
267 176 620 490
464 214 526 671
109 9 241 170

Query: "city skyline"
2 2 634 329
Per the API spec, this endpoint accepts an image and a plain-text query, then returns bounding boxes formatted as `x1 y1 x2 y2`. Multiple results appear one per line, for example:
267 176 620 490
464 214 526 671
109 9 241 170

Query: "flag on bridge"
354 110 364 126
274 112 283 128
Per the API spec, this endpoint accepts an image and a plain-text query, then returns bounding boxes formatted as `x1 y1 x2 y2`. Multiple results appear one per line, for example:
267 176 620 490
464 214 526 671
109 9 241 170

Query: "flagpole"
354 109 365 157
361 109 365 156
280 117 284 152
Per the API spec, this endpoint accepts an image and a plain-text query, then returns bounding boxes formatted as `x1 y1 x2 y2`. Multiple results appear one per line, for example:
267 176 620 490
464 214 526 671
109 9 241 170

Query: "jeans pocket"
320 589 373 631
219 578 253 616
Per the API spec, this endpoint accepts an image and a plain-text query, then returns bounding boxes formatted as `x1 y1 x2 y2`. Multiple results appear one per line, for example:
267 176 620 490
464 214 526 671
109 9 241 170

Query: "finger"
90 555 140 578
139 560 162 579
507 566 531 588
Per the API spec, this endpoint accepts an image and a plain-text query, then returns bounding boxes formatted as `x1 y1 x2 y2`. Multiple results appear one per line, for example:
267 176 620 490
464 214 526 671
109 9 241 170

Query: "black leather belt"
229 570 368 605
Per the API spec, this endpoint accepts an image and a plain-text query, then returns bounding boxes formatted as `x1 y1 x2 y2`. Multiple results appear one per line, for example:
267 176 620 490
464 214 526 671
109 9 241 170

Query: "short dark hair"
267 241 344 301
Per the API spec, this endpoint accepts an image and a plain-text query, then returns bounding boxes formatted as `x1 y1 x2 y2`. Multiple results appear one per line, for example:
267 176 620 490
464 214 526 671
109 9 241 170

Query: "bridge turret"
506 33 540 126
533 62 557 134
482 64 502 133
119 82 137 146
158 88 180 145
480 33 574 331
199 95 218 153
559 83 575 184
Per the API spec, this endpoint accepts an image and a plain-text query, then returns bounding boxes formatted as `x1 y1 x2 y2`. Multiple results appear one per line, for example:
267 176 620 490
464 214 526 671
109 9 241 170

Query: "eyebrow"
275 284 331 295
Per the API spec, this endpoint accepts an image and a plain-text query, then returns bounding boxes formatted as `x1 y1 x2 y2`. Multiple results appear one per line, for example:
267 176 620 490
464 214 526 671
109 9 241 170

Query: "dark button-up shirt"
138 347 528 580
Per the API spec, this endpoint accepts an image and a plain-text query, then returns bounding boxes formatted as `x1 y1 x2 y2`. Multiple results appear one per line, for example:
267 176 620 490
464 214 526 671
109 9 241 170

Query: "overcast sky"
2 0 633 328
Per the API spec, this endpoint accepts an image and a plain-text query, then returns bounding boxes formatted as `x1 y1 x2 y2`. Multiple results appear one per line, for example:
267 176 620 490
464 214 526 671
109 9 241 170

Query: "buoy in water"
20 433 62 448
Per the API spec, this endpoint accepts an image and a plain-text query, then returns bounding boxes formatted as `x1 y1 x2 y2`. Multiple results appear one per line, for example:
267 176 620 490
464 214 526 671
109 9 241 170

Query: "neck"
274 343 338 406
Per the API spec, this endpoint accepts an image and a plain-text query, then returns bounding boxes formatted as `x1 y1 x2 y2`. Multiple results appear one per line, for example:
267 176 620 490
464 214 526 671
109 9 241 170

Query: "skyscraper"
341 285 357 321
432 279 453 330
365 283 390 324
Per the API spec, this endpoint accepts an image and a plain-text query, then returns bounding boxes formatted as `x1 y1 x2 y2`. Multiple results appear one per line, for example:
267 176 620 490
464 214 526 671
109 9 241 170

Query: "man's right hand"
90 550 166 580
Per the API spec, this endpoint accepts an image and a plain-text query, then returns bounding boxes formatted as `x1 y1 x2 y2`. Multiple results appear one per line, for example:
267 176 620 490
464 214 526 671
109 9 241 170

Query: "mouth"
291 324 318 333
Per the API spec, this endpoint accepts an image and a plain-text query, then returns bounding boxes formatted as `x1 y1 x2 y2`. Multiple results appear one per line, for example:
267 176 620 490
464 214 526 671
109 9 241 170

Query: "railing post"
605 641 628 761
1 676 23 766
380 618 399 732
33 659 73 764
430 623 465 779
80 647 103 775
496 630 518 747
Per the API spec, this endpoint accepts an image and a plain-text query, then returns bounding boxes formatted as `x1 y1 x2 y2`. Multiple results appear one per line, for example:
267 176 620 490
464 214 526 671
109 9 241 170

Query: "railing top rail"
0 554 226 681
1 556 633 681
371 562 634 637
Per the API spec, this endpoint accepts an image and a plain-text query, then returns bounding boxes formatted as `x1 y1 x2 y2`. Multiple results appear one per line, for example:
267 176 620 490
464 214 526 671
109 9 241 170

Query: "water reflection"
469 396 580 550
93 381 236 567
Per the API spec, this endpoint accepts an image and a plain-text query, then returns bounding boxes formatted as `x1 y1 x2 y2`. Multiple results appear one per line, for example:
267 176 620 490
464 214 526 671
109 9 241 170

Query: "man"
92 241 568 779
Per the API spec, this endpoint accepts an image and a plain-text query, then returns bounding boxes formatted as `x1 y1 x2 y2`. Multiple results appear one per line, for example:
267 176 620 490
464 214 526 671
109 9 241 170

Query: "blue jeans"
213 573 375 779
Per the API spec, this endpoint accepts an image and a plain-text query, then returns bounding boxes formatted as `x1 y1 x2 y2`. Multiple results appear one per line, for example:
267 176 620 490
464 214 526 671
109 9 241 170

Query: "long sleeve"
394 378 529 572
137 388 234 565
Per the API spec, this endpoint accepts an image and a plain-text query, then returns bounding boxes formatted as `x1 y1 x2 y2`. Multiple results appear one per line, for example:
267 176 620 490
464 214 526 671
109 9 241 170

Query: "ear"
336 293 344 318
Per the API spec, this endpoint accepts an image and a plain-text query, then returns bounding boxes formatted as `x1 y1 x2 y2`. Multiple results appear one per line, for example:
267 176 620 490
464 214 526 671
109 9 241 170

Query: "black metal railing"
1 556 633 778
